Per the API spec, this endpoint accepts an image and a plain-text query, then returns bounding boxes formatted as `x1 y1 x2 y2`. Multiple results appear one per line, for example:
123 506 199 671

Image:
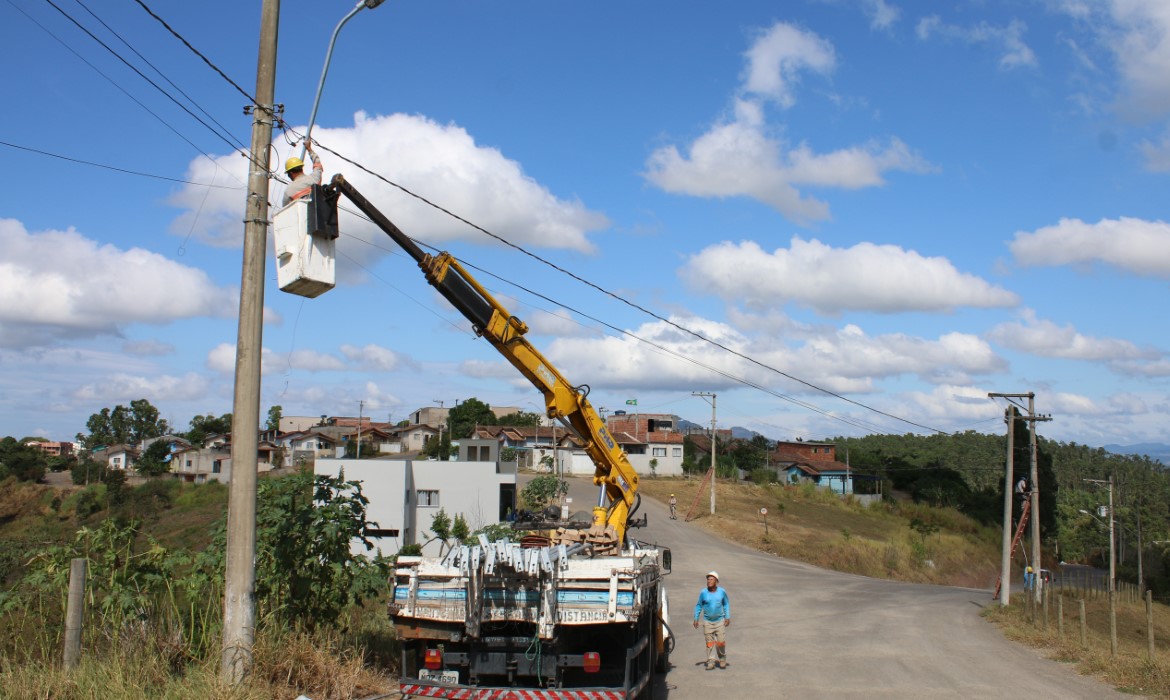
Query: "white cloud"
987 309 1152 360
525 307 603 339
540 313 1003 398
681 237 1018 313
643 21 931 224
1139 129 1170 171
742 23 836 109
1009 216 1170 277
168 112 610 254
916 16 1038 69
864 0 901 31
340 343 406 372
1104 0 1170 117
0 219 238 349
71 372 210 404
645 124 929 224
122 339 175 357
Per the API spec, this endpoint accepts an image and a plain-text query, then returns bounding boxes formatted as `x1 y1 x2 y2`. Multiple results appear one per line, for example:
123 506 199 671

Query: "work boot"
718 659 728 669
705 661 715 670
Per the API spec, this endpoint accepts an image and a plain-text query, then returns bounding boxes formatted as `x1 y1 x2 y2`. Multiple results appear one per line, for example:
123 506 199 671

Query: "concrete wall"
315 457 516 558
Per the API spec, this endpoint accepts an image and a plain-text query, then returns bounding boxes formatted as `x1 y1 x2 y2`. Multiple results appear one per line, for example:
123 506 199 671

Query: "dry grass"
0 625 396 700
640 476 1000 588
984 594 1170 696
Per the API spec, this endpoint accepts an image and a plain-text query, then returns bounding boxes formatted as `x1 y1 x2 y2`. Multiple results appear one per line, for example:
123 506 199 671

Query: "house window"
212 460 222 474
672 447 682 457
417 489 440 507
652 447 667 457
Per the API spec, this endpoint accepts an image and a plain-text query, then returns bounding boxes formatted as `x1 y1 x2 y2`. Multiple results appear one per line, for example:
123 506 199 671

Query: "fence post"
63 557 87 670
1079 598 1087 649
1043 584 1050 631
1109 590 1118 657
1148 589 1156 661
1057 594 1064 637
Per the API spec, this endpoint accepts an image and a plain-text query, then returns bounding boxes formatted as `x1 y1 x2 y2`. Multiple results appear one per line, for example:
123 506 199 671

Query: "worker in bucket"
282 137 324 206
693 571 731 670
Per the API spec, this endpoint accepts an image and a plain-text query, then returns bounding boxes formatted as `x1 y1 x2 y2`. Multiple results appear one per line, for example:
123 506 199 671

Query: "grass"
984 593 1170 696
639 476 1001 588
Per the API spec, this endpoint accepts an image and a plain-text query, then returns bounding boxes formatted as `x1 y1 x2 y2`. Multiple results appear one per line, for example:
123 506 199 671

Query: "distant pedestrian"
693 571 730 670
1023 566 1035 591
669 493 677 520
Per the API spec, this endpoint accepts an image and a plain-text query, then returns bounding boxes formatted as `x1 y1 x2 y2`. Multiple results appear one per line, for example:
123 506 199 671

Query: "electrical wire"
69 0 245 153
132 0 256 105
0 139 240 189
42 0 255 162
305 136 949 435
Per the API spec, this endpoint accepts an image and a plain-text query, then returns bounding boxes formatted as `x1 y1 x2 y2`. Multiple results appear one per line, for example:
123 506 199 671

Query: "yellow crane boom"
325 175 641 551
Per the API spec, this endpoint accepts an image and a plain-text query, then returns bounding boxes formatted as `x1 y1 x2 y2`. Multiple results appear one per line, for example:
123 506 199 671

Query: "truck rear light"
424 648 442 670
583 651 601 673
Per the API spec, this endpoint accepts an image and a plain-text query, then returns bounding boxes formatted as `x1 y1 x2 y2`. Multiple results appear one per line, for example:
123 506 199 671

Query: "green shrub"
748 468 773 485
174 481 228 509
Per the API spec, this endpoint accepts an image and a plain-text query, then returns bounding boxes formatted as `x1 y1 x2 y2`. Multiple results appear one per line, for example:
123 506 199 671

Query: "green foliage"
77 399 170 450
472 522 516 543
103 469 127 508
500 447 518 463
649 458 659 477
748 468 774 485
70 458 106 486
420 433 453 460
135 440 173 477
447 397 497 439
423 509 472 555
266 404 283 432
184 413 232 444
520 475 567 512
495 410 542 427
0 437 47 482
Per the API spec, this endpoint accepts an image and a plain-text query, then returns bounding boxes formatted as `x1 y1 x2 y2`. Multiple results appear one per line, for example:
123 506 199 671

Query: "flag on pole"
626 399 637 406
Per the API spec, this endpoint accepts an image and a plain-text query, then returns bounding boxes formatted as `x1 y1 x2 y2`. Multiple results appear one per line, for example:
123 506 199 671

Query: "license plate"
419 669 459 685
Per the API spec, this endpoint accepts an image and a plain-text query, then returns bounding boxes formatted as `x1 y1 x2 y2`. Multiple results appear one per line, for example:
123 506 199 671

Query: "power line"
69 0 244 153
132 0 256 105
43 0 251 158
307 135 949 435
8 0 218 163
0 139 241 189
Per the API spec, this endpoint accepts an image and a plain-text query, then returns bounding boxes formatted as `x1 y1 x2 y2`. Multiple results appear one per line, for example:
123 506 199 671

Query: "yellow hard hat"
670 493 675 497
1026 566 1033 572
284 156 304 173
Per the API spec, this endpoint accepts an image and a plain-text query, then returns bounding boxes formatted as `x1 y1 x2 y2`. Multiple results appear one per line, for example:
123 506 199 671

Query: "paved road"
545 476 1125 699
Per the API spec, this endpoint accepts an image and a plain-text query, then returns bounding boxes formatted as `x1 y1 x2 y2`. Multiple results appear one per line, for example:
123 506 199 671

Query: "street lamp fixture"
300 0 387 158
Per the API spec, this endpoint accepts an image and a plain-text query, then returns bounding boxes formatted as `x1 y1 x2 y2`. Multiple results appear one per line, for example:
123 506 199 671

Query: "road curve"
553 476 1126 699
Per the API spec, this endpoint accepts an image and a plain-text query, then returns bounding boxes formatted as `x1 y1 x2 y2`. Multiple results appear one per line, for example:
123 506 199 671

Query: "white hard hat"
706 571 719 581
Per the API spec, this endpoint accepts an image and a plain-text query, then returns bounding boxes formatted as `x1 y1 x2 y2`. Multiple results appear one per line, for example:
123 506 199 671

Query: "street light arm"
299 0 382 159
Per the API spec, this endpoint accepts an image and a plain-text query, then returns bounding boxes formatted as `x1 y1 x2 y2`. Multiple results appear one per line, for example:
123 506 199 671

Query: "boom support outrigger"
323 174 643 552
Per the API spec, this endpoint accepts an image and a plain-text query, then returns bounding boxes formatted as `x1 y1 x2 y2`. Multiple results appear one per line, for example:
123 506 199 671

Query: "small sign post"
760 507 768 535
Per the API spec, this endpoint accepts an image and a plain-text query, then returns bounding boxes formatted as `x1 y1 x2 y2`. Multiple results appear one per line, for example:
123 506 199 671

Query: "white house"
315 438 517 557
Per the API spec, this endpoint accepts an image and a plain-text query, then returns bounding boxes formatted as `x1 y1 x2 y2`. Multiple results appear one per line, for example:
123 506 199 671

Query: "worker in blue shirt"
693 571 731 670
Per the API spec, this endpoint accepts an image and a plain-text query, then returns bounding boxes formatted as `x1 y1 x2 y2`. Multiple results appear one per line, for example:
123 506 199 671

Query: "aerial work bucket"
272 185 339 298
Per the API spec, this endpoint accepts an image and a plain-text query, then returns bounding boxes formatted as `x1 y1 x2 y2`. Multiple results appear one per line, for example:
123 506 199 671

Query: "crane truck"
277 177 673 700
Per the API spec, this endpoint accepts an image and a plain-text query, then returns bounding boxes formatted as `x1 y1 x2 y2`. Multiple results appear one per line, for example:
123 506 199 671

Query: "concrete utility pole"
357 400 364 459
223 0 279 685
998 405 1016 606
1085 476 1116 593
693 392 717 514
989 392 1051 604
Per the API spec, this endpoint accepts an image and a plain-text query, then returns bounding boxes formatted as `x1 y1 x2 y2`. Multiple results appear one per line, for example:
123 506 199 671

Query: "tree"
0 437 47 482
185 413 232 444
266 405 283 432
447 398 497 439
77 399 170 449
495 410 541 428
520 475 567 513
135 440 173 477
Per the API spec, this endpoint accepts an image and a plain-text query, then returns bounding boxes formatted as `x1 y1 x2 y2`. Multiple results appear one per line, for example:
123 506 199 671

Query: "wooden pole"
1079 599 1087 649
1147 589 1156 661
63 558 86 670
1109 590 1118 657
1057 594 1064 637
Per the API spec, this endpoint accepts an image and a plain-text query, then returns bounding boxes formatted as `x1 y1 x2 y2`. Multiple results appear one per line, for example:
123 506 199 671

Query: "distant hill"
1103 443 1170 465
676 419 762 440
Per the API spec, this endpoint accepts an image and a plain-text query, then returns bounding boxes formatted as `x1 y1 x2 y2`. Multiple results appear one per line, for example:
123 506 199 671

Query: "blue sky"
3 0 1169 448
